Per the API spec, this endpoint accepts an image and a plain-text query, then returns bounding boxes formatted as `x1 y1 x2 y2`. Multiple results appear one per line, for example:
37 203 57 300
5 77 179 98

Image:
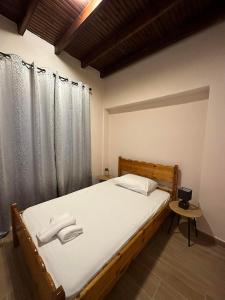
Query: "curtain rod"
0 52 92 92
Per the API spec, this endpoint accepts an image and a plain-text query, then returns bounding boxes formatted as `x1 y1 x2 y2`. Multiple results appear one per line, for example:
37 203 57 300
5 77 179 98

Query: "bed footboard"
10 158 177 300
11 203 170 300
11 203 65 300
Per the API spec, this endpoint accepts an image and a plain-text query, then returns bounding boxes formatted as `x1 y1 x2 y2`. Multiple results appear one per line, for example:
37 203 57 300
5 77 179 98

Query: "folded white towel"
57 225 83 244
37 213 76 244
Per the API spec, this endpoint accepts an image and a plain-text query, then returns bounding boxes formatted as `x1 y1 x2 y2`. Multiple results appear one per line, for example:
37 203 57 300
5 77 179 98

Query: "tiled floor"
1 219 225 300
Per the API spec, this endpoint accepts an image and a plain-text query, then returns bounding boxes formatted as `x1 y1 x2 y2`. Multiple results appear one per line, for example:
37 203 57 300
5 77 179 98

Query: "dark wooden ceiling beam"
100 4 225 78
55 0 104 55
18 0 40 35
81 0 180 68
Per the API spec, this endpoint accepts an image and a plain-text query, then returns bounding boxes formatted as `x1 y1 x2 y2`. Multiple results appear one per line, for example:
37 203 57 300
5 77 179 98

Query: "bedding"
114 173 158 195
22 179 170 299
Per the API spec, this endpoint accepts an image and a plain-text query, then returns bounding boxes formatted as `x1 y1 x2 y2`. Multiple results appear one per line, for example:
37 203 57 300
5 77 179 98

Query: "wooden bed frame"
11 157 178 300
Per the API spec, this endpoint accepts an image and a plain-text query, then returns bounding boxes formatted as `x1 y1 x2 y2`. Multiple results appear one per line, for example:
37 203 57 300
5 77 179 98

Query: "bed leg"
11 203 20 248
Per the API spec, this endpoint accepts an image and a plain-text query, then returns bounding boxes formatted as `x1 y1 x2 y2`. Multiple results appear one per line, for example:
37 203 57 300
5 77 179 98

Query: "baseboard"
214 235 225 247
199 230 225 248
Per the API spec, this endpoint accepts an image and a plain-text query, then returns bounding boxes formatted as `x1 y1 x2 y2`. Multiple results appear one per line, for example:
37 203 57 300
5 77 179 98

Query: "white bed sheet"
23 179 170 299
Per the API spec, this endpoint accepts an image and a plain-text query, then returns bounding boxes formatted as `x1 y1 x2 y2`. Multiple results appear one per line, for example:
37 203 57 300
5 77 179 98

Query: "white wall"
103 22 225 242
1 14 225 242
108 100 208 203
0 15 104 181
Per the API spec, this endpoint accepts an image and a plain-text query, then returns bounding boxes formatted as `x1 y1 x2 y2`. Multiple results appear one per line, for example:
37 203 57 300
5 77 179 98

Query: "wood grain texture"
11 204 65 300
77 205 170 300
99 1 225 77
55 0 104 54
81 0 179 68
169 201 202 218
0 0 28 23
17 0 39 35
10 157 178 300
1 219 225 300
106 219 225 300
118 157 178 201
26 0 88 45
1 0 225 75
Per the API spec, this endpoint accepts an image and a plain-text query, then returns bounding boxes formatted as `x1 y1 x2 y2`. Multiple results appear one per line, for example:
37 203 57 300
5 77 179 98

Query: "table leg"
194 218 198 237
188 217 191 247
168 212 175 234
177 215 180 226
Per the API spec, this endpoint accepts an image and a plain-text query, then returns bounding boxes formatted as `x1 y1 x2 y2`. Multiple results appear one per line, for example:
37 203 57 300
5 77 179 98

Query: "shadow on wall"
176 167 215 245
176 168 215 246
58 51 81 70
56 50 100 83
0 15 20 35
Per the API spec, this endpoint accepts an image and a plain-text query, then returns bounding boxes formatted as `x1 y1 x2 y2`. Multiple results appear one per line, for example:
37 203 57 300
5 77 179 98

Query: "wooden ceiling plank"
81 0 180 68
53 0 84 19
55 0 104 55
100 4 225 78
18 0 40 35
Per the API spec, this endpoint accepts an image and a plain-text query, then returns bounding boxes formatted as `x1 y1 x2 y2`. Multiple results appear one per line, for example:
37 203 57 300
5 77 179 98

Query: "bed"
11 157 178 300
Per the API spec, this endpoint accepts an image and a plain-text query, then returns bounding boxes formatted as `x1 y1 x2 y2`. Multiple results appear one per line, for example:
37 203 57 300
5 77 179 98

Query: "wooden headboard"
118 157 178 200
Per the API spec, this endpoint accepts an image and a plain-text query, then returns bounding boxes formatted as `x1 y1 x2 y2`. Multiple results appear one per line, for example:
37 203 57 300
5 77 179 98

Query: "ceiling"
0 0 225 78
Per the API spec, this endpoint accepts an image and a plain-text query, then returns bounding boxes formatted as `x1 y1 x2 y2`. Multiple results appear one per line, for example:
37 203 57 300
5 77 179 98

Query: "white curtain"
0 54 57 232
55 75 91 196
0 54 91 232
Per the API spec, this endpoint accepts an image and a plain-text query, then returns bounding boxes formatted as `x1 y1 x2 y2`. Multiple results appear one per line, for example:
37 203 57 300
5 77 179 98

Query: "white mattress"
23 179 170 299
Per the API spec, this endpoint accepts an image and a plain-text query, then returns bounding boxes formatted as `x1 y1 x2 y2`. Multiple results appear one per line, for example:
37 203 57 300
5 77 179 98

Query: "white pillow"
114 174 158 196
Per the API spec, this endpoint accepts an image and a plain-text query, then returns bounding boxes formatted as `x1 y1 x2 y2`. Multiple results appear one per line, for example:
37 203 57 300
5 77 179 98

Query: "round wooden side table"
98 175 114 182
168 201 202 247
